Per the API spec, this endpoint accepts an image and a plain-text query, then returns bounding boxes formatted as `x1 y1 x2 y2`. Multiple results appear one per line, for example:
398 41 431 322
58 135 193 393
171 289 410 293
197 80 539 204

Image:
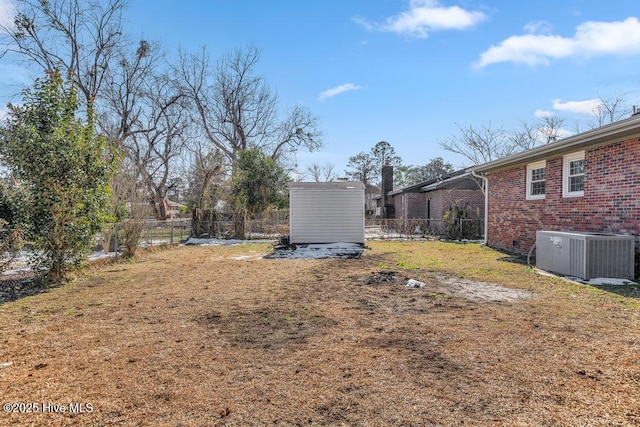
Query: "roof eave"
420 172 480 191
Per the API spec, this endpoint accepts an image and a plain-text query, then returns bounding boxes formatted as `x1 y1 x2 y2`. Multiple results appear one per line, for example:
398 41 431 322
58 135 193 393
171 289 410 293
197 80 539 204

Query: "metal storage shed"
289 182 365 244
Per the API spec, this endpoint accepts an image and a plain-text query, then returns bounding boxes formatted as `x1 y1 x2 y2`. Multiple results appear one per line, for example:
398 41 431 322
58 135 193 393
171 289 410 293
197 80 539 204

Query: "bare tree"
98 39 160 145
592 95 629 127
510 120 539 152
443 116 567 166
98 40 189 220
440 122 516 165
186 144 226 210
306 162 336 182
176 45 322 170
126 78 188 220
537 115 564 144
1 0 126 106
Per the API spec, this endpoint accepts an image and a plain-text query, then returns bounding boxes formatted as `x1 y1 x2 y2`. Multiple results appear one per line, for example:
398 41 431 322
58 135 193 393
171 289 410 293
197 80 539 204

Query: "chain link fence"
365 218 484 240
110 219 192 255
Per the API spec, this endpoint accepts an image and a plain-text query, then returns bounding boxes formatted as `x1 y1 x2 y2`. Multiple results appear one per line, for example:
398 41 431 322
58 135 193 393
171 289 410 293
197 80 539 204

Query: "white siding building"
289 182 365 244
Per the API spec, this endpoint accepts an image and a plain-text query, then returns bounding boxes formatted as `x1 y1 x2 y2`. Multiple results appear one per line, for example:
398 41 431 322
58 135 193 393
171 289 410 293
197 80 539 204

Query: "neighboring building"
472 114 640 269
289 182 365 244
375 167 484 236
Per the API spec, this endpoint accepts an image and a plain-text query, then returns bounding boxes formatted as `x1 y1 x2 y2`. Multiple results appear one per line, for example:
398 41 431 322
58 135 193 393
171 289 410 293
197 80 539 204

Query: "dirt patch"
363 270 399 285
361 270 534 303
437 274 535 302
197 307 337 349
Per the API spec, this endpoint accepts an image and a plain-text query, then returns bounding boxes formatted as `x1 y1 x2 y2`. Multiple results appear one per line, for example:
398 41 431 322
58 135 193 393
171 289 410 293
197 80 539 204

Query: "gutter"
470 170 488 246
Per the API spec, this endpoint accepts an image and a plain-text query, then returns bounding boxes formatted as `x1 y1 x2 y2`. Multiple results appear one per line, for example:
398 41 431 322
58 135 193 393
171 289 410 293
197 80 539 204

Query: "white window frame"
563 151 585 198
526 160 546 200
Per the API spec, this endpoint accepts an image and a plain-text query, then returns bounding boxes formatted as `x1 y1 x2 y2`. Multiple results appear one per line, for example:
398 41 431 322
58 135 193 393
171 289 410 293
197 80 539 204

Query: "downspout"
471 170 489 246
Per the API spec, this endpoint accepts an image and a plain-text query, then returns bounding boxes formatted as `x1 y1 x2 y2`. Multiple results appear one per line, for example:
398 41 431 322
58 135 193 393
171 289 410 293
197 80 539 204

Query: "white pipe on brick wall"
471 170 488 246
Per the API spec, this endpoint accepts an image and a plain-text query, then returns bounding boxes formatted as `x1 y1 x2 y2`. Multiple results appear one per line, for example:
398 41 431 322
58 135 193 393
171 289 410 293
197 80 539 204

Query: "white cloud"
357 0 486 39
552 98 601 115
476 17 640 68
0 0 15 29
318 83 363 101
523 21 553 34
534 109 553 118
352 16 374 32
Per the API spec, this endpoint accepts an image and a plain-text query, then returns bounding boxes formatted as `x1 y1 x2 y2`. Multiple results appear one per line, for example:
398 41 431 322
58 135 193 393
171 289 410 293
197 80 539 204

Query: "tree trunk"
233 203 246 239
153 189 167 220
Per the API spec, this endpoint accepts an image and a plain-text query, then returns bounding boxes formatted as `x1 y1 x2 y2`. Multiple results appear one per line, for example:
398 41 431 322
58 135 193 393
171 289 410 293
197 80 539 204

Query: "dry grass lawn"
1 240 639 426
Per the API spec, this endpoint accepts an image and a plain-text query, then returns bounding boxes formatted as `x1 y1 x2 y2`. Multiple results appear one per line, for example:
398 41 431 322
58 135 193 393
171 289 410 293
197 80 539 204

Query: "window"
563 151 585 197
526 160 546 200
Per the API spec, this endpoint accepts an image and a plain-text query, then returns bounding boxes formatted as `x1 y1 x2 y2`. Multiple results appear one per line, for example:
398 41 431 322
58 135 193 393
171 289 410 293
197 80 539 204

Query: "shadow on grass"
497 256 529 265
590 284 640 299
0 275 51 305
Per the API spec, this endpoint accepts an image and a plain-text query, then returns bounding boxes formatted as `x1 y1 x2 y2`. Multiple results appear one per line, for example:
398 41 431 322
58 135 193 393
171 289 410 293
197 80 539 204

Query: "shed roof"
289 182 365 190
472 114 640 173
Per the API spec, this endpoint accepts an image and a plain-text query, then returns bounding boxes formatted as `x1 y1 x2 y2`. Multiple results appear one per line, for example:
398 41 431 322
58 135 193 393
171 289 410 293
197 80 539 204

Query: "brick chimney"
381 161 395 218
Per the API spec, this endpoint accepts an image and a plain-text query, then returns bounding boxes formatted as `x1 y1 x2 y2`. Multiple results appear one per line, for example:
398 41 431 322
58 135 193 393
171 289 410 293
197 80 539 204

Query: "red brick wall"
487 137 640 256
429 190 484 220
391 190 484 220
391 193 428 219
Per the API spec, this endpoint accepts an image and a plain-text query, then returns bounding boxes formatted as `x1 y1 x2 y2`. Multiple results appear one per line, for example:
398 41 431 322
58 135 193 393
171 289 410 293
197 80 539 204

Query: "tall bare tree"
0 0 126 106
537 115 564 143
510 120 539 152
99 39 160 145
98 40 190 220
124 73 188 220
176 45 322 170
440 122 516 166
592 95 629 127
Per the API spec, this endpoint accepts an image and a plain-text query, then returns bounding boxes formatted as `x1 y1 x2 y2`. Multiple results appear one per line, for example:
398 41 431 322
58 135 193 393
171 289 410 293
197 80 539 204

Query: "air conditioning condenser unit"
536 231 635 280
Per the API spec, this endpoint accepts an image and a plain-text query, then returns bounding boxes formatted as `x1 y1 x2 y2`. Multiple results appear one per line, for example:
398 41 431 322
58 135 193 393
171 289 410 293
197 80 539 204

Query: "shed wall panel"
290 187 365 244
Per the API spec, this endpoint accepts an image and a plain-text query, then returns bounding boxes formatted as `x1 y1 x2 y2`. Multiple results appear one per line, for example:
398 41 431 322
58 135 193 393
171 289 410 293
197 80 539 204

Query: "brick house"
471 113 640 271
375 167 484 235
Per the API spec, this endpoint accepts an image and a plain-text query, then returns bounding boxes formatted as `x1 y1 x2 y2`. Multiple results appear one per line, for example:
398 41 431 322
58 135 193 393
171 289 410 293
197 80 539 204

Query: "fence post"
114 223 119 258
170 221 174 244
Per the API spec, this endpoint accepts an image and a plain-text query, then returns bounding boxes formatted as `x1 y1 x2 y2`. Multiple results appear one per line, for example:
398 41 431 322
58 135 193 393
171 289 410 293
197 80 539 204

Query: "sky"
1 0 640 177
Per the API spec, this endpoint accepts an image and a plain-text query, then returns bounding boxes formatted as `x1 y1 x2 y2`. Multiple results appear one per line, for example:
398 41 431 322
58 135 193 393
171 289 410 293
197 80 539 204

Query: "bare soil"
1 241 639 426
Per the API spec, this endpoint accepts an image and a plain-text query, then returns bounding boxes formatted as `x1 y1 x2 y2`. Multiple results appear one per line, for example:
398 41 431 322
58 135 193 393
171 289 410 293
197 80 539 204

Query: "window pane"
531 168 545 181
570 159 584 176
531 181 545 195
570 175 584 192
